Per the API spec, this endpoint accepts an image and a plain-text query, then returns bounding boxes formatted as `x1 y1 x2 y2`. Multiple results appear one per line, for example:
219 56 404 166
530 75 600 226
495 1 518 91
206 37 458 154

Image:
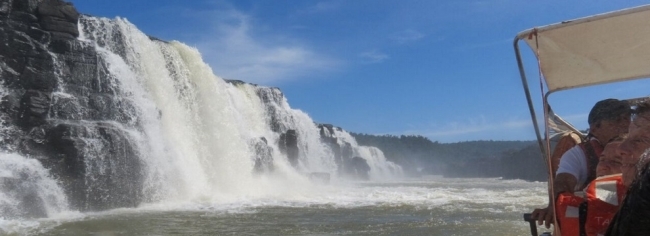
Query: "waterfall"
357 146 404 180
0 13 403 221
0 153 68 219
79 16 261 201
321 126 403 180
253 85 338 174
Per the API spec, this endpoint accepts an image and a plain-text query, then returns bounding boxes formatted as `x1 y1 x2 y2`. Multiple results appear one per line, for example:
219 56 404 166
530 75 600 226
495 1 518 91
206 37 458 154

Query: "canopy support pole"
514 37 545 159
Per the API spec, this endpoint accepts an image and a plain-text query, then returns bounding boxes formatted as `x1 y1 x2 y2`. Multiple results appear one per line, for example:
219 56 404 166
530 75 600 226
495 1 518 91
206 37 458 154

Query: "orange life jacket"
555 174 625 236
582 174 625 236
556 192 583 236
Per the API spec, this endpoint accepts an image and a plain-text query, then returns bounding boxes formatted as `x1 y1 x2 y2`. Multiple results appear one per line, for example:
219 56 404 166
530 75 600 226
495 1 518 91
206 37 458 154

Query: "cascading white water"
17 15 405 208
247 85 339 174
79 16 317 204
325 127 404 179
0 153 69 219
82 17 244 202
357 146 404 180
0 74 10 149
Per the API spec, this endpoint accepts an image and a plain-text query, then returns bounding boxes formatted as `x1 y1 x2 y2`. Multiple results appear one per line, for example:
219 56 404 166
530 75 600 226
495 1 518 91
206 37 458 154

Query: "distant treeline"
351 133 548 181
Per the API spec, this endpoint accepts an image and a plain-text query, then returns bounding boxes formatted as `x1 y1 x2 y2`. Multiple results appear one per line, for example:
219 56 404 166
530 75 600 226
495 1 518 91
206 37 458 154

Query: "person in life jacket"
532 99 632 229
555 138 626 236
551 132 583 177
604 100 650 236
617 101 650 188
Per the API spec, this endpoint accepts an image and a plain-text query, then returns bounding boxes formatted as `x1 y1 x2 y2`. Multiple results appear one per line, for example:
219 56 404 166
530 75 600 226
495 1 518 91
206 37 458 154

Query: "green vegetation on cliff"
351 133 548 181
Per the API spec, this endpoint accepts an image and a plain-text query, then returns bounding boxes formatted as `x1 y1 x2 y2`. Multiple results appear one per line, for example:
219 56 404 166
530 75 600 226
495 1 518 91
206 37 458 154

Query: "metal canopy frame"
514 4 650 163
514 5 650 235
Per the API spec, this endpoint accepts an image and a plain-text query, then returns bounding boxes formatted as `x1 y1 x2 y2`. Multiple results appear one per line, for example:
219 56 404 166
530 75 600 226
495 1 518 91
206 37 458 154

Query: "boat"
513 4 650 236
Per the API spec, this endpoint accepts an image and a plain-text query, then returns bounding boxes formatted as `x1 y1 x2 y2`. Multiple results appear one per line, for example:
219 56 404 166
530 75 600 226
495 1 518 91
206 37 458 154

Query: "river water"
1 177 548 235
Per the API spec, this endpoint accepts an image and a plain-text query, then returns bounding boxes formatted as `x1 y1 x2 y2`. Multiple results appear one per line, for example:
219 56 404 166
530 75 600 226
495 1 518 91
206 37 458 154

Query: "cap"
588 98 631 125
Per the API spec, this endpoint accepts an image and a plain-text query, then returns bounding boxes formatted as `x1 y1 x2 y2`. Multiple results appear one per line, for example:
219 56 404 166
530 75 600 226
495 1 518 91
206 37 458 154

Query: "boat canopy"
516 4 650 93
515 5 650 235
514 4 650 156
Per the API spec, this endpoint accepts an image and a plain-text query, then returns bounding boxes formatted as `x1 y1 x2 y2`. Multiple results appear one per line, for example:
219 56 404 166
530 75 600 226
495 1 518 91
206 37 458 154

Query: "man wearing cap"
531 98 631 228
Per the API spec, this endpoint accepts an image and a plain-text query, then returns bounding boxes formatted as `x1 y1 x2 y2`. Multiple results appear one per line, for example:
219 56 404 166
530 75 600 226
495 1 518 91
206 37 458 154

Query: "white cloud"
456 38 511 51
392 29 425 44
296 1 340 15
191 6 339 85
358 50 389 64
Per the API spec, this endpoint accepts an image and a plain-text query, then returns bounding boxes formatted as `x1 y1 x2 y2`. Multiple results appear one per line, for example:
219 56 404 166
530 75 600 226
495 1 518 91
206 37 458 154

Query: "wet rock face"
316 124 371 179
318 124 344 167
0 0 143 212
252 137 274 173
44 123 143 211
343 156 370 180
256 86 287 132
318 123 366 177
279 129 299 167
36 0 79 39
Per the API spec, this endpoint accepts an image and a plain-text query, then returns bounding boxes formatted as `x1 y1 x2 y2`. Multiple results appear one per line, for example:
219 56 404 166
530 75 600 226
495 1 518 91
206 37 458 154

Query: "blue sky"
68 0 650 143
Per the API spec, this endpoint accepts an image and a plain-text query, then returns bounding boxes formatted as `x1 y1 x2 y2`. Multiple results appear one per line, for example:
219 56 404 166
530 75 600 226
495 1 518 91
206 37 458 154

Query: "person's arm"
553 173 578 198
531 173 578 228
531 146 583 228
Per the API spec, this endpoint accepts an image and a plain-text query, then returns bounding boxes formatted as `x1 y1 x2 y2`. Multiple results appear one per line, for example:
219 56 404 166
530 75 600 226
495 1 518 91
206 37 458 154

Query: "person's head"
619 101 650 159
597 139 624 177
621 148 650 187
588 98 632 143
619 100 650 186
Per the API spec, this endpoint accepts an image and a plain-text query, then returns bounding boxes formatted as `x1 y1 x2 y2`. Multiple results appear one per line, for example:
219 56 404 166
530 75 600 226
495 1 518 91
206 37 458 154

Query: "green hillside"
351 133 547 181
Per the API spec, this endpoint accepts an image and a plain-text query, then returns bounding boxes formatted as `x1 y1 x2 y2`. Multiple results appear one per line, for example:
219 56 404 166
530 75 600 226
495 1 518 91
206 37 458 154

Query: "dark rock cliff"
318 123 370 179
0 0 142 212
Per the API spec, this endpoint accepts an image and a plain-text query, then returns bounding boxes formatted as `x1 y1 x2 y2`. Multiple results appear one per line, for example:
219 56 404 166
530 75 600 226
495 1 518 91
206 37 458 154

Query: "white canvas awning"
517 5 650 93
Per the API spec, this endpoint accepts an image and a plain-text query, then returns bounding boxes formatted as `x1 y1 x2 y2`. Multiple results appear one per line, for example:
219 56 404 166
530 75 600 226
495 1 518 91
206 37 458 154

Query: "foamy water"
1 177 548 235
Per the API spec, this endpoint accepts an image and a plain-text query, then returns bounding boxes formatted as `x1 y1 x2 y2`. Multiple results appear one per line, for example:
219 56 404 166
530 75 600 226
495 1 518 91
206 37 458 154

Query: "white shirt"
556 144 589 191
